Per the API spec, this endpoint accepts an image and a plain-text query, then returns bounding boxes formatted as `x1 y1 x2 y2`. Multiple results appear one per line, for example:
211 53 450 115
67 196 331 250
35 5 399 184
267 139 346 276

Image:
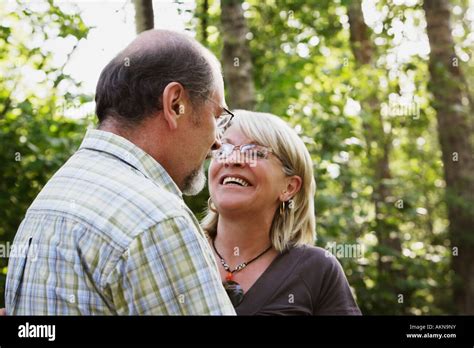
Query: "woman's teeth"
223 177 250 187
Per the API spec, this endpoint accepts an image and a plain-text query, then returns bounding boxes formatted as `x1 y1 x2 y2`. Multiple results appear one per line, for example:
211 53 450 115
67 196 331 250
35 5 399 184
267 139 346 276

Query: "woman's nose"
224 150 246 167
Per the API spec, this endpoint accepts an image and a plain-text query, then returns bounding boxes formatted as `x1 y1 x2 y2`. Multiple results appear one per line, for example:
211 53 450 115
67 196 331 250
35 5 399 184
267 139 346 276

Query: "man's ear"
280 175 302 202
162 82 187 130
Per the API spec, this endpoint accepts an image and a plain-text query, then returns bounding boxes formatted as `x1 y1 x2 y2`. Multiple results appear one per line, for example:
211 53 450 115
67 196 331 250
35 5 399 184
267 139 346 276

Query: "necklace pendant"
225 272 233 281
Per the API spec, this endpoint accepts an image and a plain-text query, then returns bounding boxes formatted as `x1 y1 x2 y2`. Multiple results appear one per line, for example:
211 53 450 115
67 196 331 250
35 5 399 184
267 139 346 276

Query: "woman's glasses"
212 143 281 162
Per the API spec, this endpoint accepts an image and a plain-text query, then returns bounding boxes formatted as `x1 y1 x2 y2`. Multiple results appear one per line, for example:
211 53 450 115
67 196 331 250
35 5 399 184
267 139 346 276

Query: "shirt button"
68 295 76 304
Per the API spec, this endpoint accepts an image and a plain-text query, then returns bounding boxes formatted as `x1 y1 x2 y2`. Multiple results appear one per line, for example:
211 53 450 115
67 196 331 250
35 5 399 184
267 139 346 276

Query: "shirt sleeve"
313 254 362 315
104 215 236 315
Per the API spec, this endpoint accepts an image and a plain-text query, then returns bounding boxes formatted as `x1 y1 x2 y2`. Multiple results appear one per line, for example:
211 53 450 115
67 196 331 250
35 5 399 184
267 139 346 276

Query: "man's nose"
211 137 222 151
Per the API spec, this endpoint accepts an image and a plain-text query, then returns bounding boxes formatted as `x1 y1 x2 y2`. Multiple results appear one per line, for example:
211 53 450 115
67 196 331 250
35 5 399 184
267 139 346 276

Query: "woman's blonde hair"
201 110 316 252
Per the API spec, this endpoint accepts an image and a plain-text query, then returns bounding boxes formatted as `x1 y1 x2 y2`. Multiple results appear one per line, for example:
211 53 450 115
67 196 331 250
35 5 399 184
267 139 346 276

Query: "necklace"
212 238 272 306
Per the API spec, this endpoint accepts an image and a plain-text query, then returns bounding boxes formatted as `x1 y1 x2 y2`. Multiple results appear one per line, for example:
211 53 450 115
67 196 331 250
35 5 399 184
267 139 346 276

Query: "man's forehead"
209 88 228 109
212 70 226 103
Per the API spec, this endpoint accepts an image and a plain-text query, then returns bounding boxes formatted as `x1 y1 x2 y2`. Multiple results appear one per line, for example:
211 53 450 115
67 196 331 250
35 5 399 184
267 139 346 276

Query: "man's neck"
98 119 145 147
98 118 186 189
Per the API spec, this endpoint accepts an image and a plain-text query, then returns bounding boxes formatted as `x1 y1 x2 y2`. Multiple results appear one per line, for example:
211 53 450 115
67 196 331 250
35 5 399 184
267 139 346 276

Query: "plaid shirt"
5 129 235 315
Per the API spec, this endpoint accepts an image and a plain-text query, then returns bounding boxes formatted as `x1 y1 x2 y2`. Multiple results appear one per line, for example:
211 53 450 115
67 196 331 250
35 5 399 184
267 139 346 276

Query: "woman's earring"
208 197 217 213
280 199 294 216
279 201 285 216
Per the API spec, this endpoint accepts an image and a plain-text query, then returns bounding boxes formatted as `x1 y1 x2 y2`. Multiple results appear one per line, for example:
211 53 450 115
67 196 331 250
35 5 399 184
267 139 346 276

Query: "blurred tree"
423 0 474 314
202 0 209 44
195 0 217 47
221 0 256 109
133 0 154 33
347 0 404 307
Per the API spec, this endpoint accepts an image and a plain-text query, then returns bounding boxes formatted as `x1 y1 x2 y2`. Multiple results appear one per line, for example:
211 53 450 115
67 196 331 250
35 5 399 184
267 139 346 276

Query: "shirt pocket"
5 236 33 312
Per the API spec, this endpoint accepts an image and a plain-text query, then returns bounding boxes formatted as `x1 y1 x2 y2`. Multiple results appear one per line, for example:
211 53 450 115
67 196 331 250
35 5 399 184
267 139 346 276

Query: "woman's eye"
256 151 266 158
240 146 252 154
215 149 225 157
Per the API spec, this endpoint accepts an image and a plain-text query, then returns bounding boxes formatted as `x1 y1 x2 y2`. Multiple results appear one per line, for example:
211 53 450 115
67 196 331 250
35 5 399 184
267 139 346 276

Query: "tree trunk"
201 0 209 45
423 0 474 314
348 0 403 294
348 1 373 65
133 0 154 34
220 0 256 110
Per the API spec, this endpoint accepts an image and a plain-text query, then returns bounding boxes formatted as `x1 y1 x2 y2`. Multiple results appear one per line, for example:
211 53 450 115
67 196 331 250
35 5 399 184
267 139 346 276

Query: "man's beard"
182 163 207 196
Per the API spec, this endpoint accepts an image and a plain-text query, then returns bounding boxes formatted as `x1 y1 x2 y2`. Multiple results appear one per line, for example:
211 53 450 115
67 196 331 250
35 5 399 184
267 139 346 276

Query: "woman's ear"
280 175 302 201
162 82 187 130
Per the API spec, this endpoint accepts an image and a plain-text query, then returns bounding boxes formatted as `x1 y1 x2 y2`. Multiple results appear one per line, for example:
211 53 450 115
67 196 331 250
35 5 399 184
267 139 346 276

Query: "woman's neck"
214 210 275 267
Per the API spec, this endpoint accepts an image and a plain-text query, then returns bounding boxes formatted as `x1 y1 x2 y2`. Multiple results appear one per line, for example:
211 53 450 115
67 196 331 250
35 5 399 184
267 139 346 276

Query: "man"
5 30 236 315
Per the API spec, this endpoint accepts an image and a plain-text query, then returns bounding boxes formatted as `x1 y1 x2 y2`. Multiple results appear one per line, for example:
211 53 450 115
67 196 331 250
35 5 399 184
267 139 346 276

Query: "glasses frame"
212 143 268 159
212 143 284 165
202 95 234 131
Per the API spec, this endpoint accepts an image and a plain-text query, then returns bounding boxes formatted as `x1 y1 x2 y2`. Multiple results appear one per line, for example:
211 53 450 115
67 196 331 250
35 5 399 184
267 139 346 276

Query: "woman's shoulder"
287 244 334 261
282 245 361 315
286 244 344 273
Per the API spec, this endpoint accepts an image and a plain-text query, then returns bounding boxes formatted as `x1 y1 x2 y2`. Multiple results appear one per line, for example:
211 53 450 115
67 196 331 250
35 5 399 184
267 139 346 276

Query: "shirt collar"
79 129 183 198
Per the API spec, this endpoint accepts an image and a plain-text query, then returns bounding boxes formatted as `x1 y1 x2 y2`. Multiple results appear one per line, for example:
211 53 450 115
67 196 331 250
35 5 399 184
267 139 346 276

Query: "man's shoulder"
29 148 190 241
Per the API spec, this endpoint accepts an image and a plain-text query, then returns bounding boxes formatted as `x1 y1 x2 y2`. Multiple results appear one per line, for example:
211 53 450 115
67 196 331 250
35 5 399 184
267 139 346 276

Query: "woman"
203 109 361 315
